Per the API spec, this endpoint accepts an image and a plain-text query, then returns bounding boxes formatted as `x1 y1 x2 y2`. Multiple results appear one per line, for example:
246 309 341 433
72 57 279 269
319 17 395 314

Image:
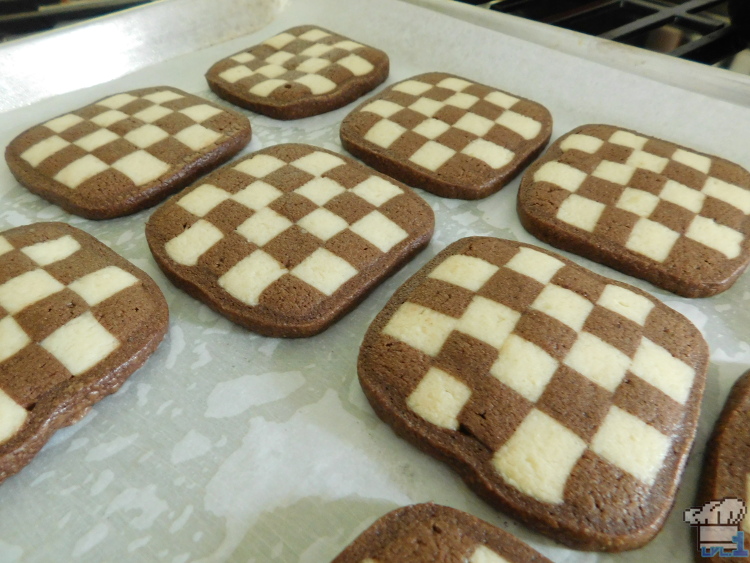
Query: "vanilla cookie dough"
340 72 552 199
358 237 708 551
146 143 434 337
332 503 551 562
0 222 168 483
206 25 389 119
518 124 750 297
5 86 251 219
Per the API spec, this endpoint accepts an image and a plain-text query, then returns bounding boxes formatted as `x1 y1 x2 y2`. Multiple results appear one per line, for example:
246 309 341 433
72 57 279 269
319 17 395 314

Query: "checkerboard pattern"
146 144 433 336
365 238 705 511
340 72 551 198
7 87 249 217
521 124 750 288
206 25 388 115
0 224 161 445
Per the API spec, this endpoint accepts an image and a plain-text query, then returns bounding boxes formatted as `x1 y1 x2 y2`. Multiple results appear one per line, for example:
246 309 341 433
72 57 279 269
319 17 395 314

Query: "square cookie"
340 72 552 199
146 143 434 337
332 503 551 562
518 124 750 297
5 87 251 219
358 237 708 551
206 25 389 119
0 222 168 484
691 369 750 561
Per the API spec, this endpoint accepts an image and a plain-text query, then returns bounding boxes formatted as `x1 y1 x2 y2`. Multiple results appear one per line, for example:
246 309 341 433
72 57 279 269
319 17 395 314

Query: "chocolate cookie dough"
206 25 389 119
358 237 708 551
691 369 750 562
146 143 434 337
332 503 551 562
518 124 750 297
5 87 251 219
0 222 168 484
340 72 552 199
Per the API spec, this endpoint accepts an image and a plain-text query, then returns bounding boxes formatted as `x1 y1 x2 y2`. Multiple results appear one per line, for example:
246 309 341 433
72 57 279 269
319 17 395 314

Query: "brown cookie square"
340 72 552 199
518 124 750 296
205 25 389 120
5 87 251 219
146 143 434 337
358 237 708 551
0 222 168 484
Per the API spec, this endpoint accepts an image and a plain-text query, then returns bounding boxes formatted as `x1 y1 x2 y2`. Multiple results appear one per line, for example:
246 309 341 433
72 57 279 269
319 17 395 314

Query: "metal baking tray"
1 0 749 561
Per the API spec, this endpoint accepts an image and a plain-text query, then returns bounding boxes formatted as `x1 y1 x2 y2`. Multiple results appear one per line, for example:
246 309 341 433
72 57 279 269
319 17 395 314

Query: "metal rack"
454 0 750 68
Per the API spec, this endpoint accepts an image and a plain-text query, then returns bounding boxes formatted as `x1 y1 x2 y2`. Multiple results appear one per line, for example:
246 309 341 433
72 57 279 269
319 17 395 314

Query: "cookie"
691 369 750 561
339 72 552 199
332 503 551 563
0 222 168 483
5 87 251 219
146 143 434 337
517 124 750 297
205 25 389 120
358 237 708 551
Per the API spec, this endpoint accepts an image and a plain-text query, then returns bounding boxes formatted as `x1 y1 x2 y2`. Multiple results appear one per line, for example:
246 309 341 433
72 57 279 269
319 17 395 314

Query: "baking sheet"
1 0 749 561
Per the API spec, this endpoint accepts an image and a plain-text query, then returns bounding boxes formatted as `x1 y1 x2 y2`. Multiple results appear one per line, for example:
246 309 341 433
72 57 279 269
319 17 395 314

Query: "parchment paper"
0 0 749 561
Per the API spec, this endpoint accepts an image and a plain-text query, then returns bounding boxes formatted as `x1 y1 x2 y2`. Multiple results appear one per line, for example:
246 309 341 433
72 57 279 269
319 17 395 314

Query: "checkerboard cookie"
693 369 750 561
146 143 434 337
205 25 389 120
0 222 168 483
332 503 551 563
358 237 708 551
340 72 552 199
518 124 750 297
5 87 251 219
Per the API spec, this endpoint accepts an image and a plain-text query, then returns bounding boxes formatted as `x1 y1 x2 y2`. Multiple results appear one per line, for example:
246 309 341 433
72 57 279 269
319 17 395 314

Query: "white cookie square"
297 208 348 241
630 338 695 404
591 406 670 485
564 332 631 392
21 235 81 266
504 247 563 284
556 194 606 232
597 284 654 325
531 284 593 332
0 269 65 314
533 161 587 193
68 266 139 306
219 250 287 306
686 216 743 259
365 120 407 149
407 367 471 430
54 154 109 189
492 409 586 504
41 311 119 376
292 152 346 176
236 208 293 247
112 150 170 186
350 211 408 252
164 219 224 266
0 316 31 364
382 302 457 357
291 248 357 296
491 335 558 402
178 184 231 217
456 296 520 349
625 218 680 263
350 176 402 207
232 181 284 211
429 255 499 292
462 139 514 169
